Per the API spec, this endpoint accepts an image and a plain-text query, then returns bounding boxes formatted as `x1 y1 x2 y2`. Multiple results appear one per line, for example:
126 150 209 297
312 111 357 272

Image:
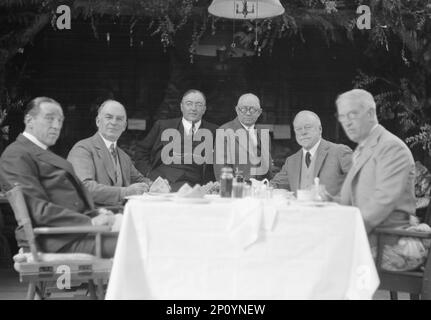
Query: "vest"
299 152 316 190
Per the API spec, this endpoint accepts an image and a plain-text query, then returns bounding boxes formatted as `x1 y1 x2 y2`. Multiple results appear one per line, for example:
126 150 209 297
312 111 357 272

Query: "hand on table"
124 182 150 196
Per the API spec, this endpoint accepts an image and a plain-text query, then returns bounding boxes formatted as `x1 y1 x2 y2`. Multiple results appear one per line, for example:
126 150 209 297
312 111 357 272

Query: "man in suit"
270 110 352 196
67 100 151 206
214 93 273 180
135 89 218 191
0 97 117 257
336 89 426 271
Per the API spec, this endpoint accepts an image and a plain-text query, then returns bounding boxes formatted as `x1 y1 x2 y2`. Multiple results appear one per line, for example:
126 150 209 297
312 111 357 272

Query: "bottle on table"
220 167 233 198
232 168 244 198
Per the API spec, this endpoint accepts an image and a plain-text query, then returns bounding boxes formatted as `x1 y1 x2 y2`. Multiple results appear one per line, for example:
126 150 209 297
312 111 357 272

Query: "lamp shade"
208 0 285 19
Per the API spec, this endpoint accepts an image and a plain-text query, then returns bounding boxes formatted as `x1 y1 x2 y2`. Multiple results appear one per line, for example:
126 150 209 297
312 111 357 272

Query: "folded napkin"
226 198 275 249
262 198 284 231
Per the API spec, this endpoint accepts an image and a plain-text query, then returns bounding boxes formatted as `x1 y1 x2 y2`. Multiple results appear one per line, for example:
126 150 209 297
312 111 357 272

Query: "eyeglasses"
335 110 364 123
238 106 261 115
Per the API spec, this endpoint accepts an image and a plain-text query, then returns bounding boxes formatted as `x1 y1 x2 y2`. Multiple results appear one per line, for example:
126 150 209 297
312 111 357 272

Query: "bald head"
96 100 127 142
236 93 262 127
237 93 261 109
293 110 322 150
293 111 321 128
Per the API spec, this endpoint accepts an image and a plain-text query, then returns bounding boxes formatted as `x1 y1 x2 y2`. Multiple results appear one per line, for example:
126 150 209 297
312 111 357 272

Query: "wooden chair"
6 185 117 300
375 223 431 300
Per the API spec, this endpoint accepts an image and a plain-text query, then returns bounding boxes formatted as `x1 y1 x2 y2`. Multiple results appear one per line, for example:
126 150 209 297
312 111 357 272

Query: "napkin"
226 198 264 249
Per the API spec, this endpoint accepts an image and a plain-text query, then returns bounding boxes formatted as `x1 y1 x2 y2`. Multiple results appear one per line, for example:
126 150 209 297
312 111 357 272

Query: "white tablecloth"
106 198 379 300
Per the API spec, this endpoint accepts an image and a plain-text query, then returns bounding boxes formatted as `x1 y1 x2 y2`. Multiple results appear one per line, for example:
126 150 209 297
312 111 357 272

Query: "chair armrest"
375 227 431 239
34 226 111 235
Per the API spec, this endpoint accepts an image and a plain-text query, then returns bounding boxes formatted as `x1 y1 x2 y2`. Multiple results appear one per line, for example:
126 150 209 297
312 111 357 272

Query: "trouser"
57 234 118 258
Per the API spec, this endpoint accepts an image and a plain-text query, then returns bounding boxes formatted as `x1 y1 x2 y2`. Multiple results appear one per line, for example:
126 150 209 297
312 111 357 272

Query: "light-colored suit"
68 133 150 206
271 139 352 196
213 117 273 180
339 125 415 241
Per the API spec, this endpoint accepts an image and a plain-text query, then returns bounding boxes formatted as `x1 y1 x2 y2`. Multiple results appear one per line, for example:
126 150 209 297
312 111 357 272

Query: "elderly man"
135 89 218 191
0 97 117 257
270 110 352 196
68 100 151 206
214 93 273 180
336 89 427 271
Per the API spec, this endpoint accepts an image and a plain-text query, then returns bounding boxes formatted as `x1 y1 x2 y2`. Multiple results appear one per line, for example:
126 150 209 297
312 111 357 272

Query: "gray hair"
335 89 376 111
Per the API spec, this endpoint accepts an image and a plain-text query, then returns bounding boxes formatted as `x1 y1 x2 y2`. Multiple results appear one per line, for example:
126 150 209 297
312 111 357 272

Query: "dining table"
106 194 379 300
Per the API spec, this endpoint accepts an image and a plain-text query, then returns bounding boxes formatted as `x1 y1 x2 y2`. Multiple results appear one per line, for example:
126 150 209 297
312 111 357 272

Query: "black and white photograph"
0 0 430 303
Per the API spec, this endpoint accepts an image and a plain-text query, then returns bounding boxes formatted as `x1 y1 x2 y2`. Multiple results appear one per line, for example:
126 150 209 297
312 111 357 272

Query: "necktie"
305 151 311 168
191 122 196 138
109 143 118 165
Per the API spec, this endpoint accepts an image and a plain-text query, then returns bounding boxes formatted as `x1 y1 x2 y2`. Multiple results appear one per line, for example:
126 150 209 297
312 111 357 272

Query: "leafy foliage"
0 0 430 154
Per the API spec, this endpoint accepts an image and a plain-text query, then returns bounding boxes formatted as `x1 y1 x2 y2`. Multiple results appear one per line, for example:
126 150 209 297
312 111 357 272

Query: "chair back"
6 185 40 262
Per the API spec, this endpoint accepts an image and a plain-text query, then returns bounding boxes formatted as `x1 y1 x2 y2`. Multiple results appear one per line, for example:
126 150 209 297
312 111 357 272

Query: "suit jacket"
67 133 150 206
339 125 415 242
135 118 218 186
271 139 352 196
213 117 273 180
0 134 96 253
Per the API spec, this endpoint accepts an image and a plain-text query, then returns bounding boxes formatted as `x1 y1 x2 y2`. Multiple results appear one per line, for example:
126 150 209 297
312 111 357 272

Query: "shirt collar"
302 138 321 158
358 124 379 149
98 132 117 149
182 118 201 133
22 131 48 150
239 121 255 131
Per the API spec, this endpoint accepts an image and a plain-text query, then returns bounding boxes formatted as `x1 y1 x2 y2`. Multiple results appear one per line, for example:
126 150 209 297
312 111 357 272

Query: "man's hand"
91 209 115 227
124 182 150 196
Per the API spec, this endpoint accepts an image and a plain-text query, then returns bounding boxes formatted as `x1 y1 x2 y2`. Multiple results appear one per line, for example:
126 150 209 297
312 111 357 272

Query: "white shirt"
302 138 321 159
239 122 255 132
23 131 48 150
182 118 201 135
98 133 117 150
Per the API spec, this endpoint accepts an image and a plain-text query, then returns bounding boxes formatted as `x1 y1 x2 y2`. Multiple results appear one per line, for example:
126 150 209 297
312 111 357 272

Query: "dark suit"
0 134 115 256
135 118 218 191
271 139 352 196
67 133 151 206
213 117 273 180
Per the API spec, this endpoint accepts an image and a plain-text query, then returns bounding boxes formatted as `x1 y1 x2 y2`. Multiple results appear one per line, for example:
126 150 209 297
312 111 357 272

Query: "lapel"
178 118 185 136
92 133 117 184
18 135 75 177
231 118 249 154
256 127 270 167
313 139 329 177
19 135 94 208
342 125 385 195
290 149 302 192
117 147 130 186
